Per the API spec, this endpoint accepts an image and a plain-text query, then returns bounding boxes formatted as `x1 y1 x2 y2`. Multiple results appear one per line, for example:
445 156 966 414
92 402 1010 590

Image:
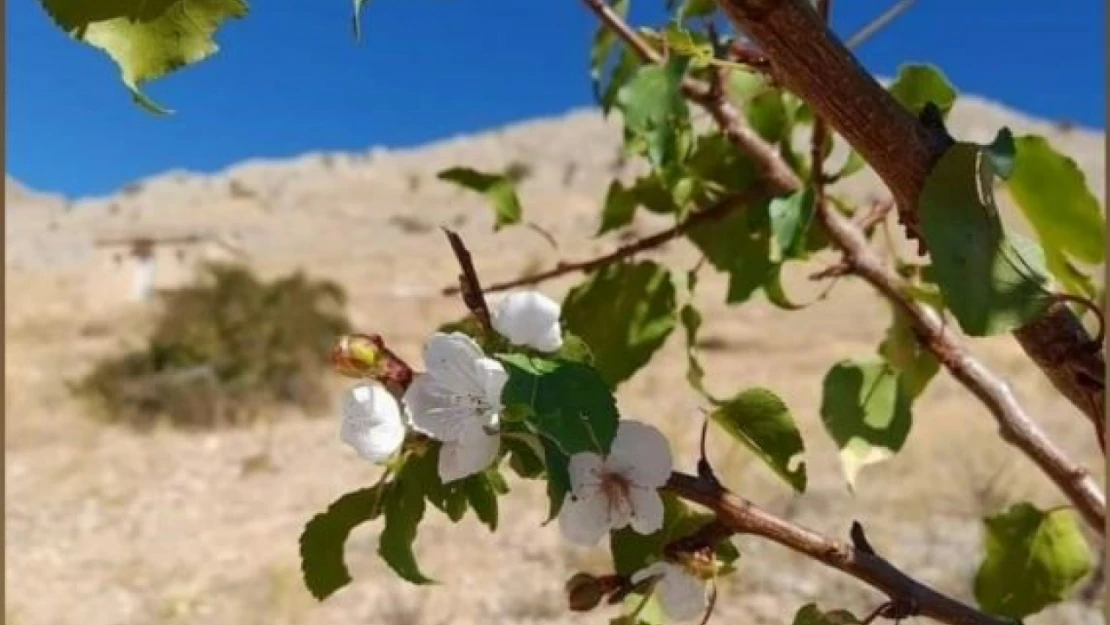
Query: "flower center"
598 471 632 508
451 392 492 420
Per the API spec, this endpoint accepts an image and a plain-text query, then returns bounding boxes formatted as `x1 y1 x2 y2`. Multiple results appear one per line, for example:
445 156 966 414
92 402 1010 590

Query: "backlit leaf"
769 187 816 261
877 305 939 400
598 180 639 235
887 63 957 119
616 56 691 171
710 388 807 492
1005 135 1105 265
39 0 249 114
820 360 912 490
975 503 1092 619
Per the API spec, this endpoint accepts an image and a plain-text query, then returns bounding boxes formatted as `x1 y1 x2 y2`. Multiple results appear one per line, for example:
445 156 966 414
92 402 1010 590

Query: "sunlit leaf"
562 261 678 388
919 143 1052 336
769 186 816 261
499 355 620 518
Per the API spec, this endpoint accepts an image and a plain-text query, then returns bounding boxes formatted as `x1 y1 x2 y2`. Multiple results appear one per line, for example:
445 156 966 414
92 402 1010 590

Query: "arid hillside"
5 95 1105 625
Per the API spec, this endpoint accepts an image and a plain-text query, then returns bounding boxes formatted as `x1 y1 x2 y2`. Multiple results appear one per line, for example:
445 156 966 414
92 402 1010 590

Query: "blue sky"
7 0 1105 198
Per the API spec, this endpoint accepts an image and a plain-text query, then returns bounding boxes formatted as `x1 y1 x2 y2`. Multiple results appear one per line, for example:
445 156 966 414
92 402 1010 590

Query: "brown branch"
816 201 1106 530
713 0 1105 466
442 192 748 296
666 472 1015 625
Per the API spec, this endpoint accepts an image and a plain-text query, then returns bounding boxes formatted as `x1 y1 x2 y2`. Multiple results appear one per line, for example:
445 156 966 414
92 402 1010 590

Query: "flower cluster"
337 289 707 621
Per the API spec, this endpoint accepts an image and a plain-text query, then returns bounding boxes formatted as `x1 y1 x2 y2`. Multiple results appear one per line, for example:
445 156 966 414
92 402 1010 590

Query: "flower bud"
565 572 604 612
331 333 413 392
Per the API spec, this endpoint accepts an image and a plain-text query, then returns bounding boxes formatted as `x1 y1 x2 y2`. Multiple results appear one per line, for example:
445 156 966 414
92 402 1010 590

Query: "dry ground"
5 96 1106 625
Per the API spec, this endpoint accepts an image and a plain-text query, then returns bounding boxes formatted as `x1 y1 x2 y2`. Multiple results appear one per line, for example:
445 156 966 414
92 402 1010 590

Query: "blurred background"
5 2 1106 625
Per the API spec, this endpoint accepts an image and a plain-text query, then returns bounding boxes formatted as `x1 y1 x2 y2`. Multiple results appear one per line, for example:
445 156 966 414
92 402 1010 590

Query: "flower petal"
567 452 604 494
423 332 489 391
403 374 472 442
437 420 500 483
627 486 665 535
474 357 508 427
630 561 669 586
492 291 563 352
340 383 406 463
608 420 673 488
656 564 707 622
558 489 612 546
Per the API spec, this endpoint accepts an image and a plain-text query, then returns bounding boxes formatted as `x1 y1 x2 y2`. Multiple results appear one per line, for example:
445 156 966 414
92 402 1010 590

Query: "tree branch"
442 191 751 295
712 0 1105 465
666 472 1016 625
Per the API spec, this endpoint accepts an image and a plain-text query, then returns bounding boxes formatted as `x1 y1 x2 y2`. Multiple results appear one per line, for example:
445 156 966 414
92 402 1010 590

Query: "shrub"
77 262 351 430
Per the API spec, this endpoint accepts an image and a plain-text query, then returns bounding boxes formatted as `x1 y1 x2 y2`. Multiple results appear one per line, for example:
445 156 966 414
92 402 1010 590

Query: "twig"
443 228 493 332
666 472 1015 625
712 0 1105 451
844 0 918 49
442 192 750 295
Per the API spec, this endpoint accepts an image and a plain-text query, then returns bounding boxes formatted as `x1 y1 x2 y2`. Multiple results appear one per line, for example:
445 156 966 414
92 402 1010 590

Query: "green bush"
77 262 351 430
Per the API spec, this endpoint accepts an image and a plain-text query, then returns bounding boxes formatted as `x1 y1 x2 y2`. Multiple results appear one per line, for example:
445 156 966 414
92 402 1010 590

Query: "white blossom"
403 332 507 483
340 382 406 464
631 562 708 622
558 421 673 546
491 290 564 352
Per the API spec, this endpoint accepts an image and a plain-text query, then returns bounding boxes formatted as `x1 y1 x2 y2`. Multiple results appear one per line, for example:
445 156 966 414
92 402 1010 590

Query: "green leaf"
685 133 760 192
877 305 939 400
499 355 621 517
686 202 776 305
299 483 389 600
463 471 500 532
39 0 249 114
819 360 912 490
769 187 816 260
1006 135 1105 265
555 333 596 365
974 503 1092 619
791 604 863 625
503 432 547 479
598 180 639 235
661 24 715 68
709 388 807 492
407 446 469 522
379 466 435 585
764 265 807 311
887 63 957 118
600 47 641 114
590 0 630 105
437 167 523 230
919 143 1052 336
747 89 790 143
679 0 717 19
562 261 678 388
616 56 691 171
679 304 707 395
